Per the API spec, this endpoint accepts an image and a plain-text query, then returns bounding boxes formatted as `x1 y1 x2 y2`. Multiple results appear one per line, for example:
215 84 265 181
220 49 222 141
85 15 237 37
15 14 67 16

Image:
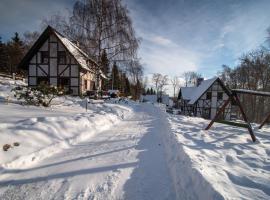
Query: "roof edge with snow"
18 26 107 78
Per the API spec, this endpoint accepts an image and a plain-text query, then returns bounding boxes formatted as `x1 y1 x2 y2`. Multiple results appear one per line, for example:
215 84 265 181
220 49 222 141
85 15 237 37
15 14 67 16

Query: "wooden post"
205 96 231 130
86 98 88 112
233 94 256 142
258 112 270 129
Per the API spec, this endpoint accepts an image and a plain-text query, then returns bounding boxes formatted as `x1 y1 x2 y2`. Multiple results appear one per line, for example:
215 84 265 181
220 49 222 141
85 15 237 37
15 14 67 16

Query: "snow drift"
166 113 270 200
0 76 132 170
154 105 224 200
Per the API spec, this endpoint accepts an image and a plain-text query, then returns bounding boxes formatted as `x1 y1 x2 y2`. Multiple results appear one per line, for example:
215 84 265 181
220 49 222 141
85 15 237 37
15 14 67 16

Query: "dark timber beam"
205 96 231 130
232 89 270 97
259 112 270 129
205 93 256 142
233 94 256 142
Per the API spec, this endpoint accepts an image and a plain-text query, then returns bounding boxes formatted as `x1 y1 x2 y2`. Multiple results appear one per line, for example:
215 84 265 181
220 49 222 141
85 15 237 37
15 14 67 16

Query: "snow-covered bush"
12 84 64 107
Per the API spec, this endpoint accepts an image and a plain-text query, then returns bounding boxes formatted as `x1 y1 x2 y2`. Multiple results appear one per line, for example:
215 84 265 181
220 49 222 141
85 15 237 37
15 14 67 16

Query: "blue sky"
1 0 270 79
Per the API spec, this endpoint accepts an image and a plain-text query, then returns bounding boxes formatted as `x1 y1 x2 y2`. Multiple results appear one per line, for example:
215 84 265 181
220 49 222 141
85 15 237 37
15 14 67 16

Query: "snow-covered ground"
0 77 132 168
166 113 270 200
0 103 176 199
1 76 269 199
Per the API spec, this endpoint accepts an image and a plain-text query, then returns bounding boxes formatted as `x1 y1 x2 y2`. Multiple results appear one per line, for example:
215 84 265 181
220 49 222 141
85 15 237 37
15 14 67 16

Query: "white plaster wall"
71 78 79 86
70 65 78 76
59 65 70 77
50 59 57 76
58 42 65 51
40 40 48 51
29 65 36 76
50 43 57 57
37 65 48 76
50 78 57 86
211 93 217 107
50 35 58 42
29 77 36 85
211 108 217 119
37 52 41 63
30 55 36 63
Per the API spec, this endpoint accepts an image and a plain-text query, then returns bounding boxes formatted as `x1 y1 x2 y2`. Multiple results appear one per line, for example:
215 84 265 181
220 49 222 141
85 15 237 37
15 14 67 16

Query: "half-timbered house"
177 86 196 115
177 77 231 120
18 26 105 95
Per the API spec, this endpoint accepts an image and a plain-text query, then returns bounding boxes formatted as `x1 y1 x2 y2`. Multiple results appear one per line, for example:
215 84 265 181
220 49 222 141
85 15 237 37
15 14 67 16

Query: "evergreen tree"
100 50 109 76
111 62 121 90
125 76 131 96
6 32 25 74
0 37 9 73
0 37 5 72
150 87 154 95
12 32 24 46
100 50 110 90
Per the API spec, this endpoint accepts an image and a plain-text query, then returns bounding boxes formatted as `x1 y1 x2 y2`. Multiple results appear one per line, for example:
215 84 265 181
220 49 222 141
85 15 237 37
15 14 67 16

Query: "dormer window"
58 51 66 64
40 51 49 64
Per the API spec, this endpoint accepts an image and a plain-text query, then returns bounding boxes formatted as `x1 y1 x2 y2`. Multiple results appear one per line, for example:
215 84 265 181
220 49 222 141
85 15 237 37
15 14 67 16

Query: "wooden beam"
232 89 270 97
205 97 231 130
216 120 249 128
233 94 256 142
259 112 270 129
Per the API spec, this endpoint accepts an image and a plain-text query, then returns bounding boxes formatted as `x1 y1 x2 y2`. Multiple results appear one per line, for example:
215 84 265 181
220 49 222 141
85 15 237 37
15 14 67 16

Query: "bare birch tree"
181 71 202 86
43 0 140 90
152 73 168 103
171 76 180 100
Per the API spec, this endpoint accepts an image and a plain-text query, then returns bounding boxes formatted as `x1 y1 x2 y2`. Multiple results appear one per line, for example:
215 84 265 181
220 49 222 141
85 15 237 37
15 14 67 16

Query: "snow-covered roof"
55 31 108 78
18 26 108 79
188 77 218 105
54 31 97 72
179 87 196 100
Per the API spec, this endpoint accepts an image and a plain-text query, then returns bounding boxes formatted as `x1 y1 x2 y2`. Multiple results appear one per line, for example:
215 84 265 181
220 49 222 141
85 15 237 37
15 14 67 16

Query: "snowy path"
0 104 176 200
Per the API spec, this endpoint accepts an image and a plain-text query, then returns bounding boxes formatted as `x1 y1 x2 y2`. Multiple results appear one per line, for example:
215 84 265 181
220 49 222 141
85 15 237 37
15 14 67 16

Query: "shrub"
13 142 20 147
3 144 11 151
12 84 64 107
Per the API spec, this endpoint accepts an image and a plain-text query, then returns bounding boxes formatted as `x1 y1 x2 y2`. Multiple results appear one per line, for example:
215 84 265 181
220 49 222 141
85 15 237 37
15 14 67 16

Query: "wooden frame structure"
18 26 101 96
205 88 270 142
177 77 231 120
233 89 270 129
192 80 232 120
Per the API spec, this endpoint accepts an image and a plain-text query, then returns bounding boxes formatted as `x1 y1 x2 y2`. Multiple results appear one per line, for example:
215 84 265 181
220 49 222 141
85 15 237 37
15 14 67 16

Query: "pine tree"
6 32 25 74
0 37 4 72
150 87 154 95
125 77 131 96
111 62 120 90
12 32 23 46
0 37 8 73
100 50 110 90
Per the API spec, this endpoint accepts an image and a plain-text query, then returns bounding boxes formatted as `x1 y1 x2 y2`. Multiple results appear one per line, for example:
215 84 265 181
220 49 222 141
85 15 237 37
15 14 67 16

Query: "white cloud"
139 42 199 76
148 35 173 46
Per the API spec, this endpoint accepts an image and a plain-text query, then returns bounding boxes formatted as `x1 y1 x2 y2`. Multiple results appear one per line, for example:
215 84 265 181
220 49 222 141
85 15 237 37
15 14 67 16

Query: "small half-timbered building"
177 86 196 115
18 26 105 95
177 77 231 120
